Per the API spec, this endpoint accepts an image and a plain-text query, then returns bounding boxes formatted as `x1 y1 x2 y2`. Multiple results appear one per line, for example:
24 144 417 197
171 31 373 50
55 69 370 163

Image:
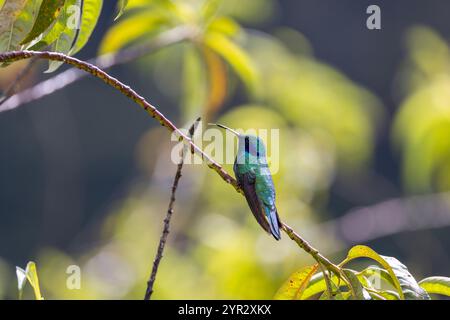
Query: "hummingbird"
211 124 282 240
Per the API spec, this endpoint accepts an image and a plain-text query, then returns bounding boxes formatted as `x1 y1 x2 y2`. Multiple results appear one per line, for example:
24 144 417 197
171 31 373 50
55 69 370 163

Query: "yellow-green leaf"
274 264 319 300
0 0 41 53
342 269 371 300
382 255 429 300
115 0 128 20
69 0 102 55
419 276 450 297
99 9 168 54
340 245 405 299
25 261 44 300
302 271 341 300
20 0 65 45
204 31 258 93
29 0 76 51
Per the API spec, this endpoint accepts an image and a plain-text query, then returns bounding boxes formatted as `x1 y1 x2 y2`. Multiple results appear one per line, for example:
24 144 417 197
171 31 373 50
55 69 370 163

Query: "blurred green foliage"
393 26 450 193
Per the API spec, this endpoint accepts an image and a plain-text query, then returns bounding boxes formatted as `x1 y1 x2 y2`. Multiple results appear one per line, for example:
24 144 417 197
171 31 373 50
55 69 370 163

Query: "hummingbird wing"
255 173 282 240
236 169 273 236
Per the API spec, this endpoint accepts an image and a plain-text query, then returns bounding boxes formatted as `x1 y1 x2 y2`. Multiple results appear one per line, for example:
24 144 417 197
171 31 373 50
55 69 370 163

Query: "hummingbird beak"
208 123 241 137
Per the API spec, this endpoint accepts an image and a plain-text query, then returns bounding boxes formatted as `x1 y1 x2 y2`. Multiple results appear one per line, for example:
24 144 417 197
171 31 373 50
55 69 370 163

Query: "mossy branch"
0 50 341 278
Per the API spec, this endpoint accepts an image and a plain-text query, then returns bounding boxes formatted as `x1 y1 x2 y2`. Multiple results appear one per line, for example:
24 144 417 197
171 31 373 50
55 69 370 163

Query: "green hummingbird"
211 124 281 240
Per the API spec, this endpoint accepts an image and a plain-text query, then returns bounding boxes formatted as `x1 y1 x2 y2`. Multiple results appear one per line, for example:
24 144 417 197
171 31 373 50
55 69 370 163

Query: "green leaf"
25 261 44 300
204 31 258 93
419 276 450 297
69 0 102 55
114 0 128 20
382 256 430 300
274 264 319 300
29 0 75 51
359 265 396 288
0 0 6 10
20 0 65 45
44 0 79 72
302 272 343 300
16 266 27 300
341 245 405 299
207 16 241 37
0 0 42 53
182 43 207 121
16 262 44 300
99 9 168 54
342 269 371 300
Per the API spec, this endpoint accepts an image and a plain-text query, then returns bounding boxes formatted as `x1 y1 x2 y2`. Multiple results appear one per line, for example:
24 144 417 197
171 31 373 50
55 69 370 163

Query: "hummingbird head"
209 123 267 158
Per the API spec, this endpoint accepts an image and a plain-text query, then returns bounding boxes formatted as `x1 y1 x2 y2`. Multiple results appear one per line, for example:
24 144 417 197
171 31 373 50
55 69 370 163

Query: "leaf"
182 43 207 121
274 264 319 300
341 245 405 299
202 46 227 119
382 255 430 300
419 276 450 297
204 31 258 93
342 269 371 300
207 16 241 37
20 0 65 45
114 0 128 20
341 245 430 300
0 0 41 53
99 9 168 54
44 0 79 72
359 265 396 288
0 0 6 10
29 0 75 50
69 0 102 55
25 261 44 300
16 266 27 300
302 272 341 300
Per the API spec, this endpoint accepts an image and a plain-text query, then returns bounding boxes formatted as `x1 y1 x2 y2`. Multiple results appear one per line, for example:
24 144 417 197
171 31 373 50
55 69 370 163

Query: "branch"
0 50 240 192
0 26 194 112
144 117 201 300
0 50 340 277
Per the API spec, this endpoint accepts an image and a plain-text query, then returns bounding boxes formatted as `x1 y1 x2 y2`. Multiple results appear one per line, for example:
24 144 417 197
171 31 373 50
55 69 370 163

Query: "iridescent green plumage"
213 124 281 240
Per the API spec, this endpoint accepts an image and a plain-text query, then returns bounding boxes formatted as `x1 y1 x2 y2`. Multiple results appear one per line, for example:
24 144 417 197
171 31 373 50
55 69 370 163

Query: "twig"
144 117 201 300
0 26 195 112
0 50 340 278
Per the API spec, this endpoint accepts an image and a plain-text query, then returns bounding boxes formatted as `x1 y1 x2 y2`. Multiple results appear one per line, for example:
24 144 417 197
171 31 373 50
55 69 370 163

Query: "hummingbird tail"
268 209 281 240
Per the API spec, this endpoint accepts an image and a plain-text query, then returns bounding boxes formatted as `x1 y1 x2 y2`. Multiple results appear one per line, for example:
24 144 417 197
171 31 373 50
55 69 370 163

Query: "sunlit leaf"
204 31 258 93
0 0 41 53
69 0 102 55
202 46 227 119
274 264 318 300
182 43 207 121
341 245 405 299
419 276 450 297
342 269 371 300
16 266 27 300
20 0 65 45
99 10 169 54
25 261 44 300
302 271 341 300
115 0 128 20
29 0 76 51
207 16 240 37
382 256 430 300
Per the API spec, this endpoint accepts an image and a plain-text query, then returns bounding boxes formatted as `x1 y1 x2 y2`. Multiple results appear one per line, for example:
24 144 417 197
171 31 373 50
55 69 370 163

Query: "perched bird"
211 124 282 240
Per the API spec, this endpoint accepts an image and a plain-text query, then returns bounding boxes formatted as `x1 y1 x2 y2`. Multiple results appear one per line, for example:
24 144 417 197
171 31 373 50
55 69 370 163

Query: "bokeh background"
1 0 450 299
